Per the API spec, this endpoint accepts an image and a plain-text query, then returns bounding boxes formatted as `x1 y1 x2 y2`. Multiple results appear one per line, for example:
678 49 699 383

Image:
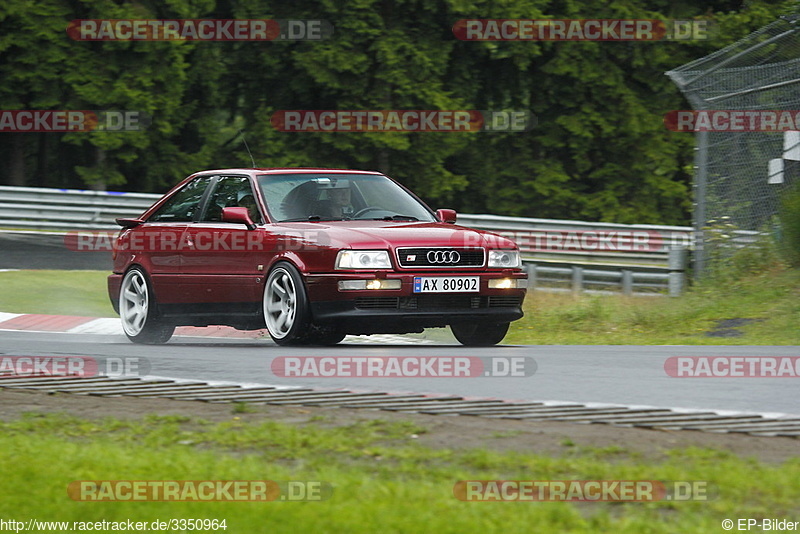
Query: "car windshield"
257 173 437 223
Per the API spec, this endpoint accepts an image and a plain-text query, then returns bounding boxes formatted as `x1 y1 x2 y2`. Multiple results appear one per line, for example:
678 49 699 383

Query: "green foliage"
701 217 786 285
504 267 800 345
232 402 257 414
1 412 799 533
0 270 113 316
0 0 797 222
2 265 798 345
778 181 800 266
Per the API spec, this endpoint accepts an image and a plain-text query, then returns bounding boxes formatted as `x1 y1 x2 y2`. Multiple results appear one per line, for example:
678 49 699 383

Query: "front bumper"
305 271 526 334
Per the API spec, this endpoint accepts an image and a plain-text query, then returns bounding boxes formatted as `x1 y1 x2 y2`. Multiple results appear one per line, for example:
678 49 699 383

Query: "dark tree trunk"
35 133 48 187
8 134 26 186
91 146 106 191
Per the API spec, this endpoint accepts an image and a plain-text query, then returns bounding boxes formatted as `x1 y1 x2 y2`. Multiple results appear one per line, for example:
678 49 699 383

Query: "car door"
135 175 213 303
178 175 270 308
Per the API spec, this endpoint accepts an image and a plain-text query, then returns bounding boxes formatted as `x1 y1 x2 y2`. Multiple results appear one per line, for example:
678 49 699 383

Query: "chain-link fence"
667 16 800 275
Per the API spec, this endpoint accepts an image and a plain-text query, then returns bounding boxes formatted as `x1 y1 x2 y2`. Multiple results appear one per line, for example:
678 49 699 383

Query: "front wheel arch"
262 261 312 345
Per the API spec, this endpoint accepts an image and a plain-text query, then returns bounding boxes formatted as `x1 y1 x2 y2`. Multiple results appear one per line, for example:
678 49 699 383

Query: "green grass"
0 267 797 344
0 270 114 317
0 412 797 533
506 267 800 345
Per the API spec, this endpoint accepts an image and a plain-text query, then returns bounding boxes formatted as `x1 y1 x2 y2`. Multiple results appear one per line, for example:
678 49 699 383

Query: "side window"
148 177 212 222
202 176 262 224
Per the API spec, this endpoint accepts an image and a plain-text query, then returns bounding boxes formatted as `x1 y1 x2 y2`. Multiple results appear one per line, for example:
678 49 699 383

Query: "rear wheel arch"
118 266 175 344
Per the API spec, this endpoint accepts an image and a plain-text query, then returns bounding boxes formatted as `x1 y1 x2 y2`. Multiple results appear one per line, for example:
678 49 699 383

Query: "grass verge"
505 266 800 345
0 412 797 533
0 267 797 344
0 270 113 317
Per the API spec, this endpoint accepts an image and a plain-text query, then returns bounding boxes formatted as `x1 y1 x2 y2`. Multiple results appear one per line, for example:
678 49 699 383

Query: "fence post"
525 262 537 291
621 270 633 296
571 266 583 295
693 129 708 278
668 246 688 297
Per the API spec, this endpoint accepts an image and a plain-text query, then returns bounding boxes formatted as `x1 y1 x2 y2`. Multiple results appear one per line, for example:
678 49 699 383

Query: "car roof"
194 168 384 176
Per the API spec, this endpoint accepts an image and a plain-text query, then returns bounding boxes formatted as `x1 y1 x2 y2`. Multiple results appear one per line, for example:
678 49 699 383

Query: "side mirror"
436 209 457 224
116 217 143 229
222 207 256 230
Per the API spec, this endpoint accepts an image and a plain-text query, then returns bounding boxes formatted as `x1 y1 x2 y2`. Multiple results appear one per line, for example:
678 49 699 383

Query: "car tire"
263 262 312 346
305 327 347 346
450 322 510 346
119 267 175 344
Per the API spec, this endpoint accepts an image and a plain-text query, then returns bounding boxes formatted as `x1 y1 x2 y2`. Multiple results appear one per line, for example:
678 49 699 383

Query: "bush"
778 181 800 267
700 217 785 287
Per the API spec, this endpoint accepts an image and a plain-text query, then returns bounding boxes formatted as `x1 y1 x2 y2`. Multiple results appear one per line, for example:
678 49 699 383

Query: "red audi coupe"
108 169 527 346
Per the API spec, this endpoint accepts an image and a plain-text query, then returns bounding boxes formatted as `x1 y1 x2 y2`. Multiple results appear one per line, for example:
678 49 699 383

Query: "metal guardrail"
456 214 692 296
0 185 159 230
457 214 692 266
0 185 693 295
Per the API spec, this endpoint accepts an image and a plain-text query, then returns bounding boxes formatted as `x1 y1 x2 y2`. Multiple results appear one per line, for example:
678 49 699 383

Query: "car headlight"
336 250 392 269
487 250 520 268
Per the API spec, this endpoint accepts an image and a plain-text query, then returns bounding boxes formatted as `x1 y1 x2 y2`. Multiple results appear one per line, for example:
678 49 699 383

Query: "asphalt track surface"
0 231 112 270
0 330 797 417
1 230 797 418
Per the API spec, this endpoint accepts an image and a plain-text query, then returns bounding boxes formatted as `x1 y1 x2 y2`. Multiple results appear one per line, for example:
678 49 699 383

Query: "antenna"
239 129 257 168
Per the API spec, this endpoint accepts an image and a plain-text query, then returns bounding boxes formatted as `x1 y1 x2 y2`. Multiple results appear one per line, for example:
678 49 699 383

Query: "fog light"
488 278 527 289
338 279 401 291
338 280 367 290
370 279 401 290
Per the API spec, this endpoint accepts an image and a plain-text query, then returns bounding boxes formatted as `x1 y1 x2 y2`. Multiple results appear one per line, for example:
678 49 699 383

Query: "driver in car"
314 179 354 219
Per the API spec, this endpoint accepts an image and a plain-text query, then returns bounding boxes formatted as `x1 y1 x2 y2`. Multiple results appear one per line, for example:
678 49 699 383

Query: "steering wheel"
352 207 385 218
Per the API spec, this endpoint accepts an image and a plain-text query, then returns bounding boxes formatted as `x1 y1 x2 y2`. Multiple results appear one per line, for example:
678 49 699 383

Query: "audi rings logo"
427 250 461 264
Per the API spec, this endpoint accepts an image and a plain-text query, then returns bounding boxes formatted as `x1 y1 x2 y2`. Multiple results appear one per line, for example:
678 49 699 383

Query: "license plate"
413 276 479 293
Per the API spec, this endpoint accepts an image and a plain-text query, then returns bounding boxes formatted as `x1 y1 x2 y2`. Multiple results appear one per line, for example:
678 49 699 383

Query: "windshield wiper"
278 215 351 222
372 215 419 221
278 216 321 222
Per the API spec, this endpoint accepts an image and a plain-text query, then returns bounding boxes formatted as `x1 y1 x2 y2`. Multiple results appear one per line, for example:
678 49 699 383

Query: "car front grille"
396 247 485 268
354 297 401 309
401 296 482 310
487 296 524 308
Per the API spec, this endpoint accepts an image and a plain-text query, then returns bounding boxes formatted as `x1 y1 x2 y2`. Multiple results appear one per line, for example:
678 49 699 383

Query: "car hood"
269 221 516 250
